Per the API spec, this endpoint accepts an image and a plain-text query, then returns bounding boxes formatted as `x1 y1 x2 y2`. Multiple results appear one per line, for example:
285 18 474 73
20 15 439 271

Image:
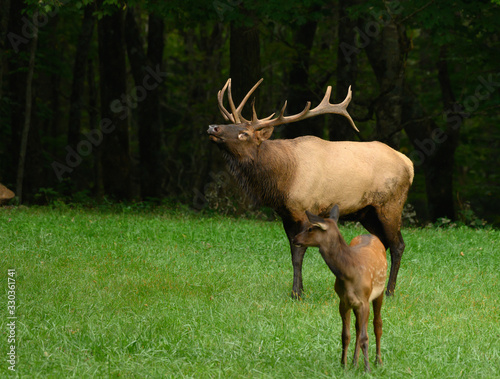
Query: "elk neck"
222 139 297 208
317 223 353 280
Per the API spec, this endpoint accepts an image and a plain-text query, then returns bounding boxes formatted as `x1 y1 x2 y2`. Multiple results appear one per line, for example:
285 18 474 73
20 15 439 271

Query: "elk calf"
293 205 387 372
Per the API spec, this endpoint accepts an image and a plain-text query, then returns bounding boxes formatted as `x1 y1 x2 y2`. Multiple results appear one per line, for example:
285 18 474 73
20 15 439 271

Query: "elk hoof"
290 290 302 300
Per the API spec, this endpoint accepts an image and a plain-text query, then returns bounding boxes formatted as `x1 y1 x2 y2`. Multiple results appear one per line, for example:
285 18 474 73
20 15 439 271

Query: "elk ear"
305 211 328 230
255 126 274 142
329 204 340 222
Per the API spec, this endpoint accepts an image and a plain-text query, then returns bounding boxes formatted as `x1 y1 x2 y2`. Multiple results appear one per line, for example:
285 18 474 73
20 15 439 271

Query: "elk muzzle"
207 125 223 142
292 235 304 248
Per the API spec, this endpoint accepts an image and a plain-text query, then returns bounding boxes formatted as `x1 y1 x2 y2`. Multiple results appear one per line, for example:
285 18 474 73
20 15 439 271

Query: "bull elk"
207 78 413 297
293 205 387 372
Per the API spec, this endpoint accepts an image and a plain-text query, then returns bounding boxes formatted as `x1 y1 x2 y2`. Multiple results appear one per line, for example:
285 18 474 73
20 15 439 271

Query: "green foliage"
2 0 500 224
1 207 499 376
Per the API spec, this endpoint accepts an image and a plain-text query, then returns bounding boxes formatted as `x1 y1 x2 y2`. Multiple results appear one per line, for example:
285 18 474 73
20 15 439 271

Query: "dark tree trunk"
431 47 461 219
16 20 38 203
97 7 132 200
364 19 409 148
124 9 165 199
283 19 319 139
0 0 11 100
229 21 261 116
68 5 95 149
403 48 465 221
67 5 95 191
5 0 27 187
332 0 359 141
0 0 10 186
41 14 61 161
87 58 103 199
403 47 461 221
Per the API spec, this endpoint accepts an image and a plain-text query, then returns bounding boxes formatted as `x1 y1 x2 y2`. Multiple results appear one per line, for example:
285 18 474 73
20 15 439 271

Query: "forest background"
1 0 500 225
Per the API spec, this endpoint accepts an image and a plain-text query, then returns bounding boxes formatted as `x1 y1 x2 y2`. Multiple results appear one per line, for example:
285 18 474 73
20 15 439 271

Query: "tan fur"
287 137 414 217
0 183 15 204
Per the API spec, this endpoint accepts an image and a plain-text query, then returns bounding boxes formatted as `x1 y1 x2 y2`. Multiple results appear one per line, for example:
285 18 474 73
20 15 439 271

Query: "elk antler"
217 78 359 132
217 78 268 124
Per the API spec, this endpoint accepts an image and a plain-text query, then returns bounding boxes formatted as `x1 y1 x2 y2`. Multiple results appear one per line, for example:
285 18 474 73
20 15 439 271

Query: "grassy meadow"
0 205 499 378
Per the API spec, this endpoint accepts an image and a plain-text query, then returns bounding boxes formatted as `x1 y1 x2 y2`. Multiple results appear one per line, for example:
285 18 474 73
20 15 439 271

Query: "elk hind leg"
376 205 405 296
367 205 405 296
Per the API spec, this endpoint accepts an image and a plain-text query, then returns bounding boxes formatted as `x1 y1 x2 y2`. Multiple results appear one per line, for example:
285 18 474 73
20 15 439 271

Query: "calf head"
293 205 340 247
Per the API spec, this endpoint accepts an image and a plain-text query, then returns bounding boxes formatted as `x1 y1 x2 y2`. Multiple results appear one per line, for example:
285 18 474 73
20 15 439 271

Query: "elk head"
207 78 359 160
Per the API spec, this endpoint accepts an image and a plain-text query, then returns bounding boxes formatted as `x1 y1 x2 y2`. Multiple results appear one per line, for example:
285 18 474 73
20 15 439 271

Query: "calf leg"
339 300 351 367
372 294 384 366
353 303 371 372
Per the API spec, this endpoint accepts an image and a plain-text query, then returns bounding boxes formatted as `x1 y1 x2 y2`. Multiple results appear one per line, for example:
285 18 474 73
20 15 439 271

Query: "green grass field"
1 205 499 378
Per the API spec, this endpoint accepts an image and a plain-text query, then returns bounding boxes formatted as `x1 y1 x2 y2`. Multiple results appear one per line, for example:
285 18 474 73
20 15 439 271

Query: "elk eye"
308 227 313 232
238 132 249 140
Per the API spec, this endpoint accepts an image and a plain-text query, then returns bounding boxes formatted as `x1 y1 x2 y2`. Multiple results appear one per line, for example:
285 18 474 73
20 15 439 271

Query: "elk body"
207 79 413 297
293 205 387 372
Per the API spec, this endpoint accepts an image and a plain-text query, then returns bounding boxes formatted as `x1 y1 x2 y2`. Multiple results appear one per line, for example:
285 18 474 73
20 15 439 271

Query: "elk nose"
207 125 219 134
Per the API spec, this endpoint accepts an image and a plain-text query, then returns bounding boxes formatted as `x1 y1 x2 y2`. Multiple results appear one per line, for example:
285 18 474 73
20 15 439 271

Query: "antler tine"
278 101 312 123
217 79 234 123
251 98 275 123
251 99 260 122
252 101 275 123
237 78 264 116
227 79 241 123
252 101 312 130
308 85 359 132
218 78 265 124
278 101 288 118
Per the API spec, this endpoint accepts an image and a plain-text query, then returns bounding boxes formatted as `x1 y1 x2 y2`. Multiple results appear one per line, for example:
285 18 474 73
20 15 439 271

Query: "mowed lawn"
0 206 499 378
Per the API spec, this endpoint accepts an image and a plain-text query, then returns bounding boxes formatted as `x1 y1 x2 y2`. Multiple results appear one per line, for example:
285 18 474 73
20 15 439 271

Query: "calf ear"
312 222 328 231
255 126 274 142
306 211 328 230
329 204 340 222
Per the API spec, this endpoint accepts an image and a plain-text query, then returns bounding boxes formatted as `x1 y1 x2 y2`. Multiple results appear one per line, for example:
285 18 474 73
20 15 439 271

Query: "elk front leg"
339 300 351 367
290 243 306 299
284 218 306 299
372 294 384 366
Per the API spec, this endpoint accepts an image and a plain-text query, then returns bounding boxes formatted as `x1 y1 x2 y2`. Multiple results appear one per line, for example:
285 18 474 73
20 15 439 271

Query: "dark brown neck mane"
223 140 297 209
